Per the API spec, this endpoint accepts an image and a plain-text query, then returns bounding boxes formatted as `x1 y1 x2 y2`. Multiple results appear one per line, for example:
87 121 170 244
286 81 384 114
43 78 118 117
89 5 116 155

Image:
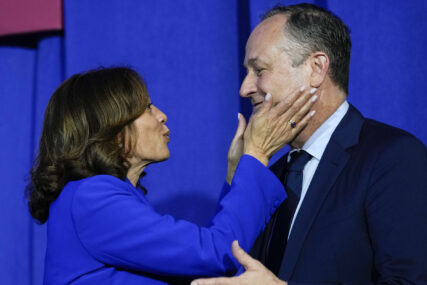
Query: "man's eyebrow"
244 58 269 69
245 58 258 68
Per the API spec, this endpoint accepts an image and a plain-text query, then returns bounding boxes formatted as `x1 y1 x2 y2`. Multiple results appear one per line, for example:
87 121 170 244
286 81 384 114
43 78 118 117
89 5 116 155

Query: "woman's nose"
153 105 167 123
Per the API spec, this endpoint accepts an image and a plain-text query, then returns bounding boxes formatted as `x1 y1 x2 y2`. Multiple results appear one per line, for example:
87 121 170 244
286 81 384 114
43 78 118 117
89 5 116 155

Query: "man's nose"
239 74 256 98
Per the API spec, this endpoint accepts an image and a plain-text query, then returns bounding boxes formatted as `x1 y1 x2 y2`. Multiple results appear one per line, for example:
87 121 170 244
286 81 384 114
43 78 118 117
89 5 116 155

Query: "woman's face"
128 100 170 166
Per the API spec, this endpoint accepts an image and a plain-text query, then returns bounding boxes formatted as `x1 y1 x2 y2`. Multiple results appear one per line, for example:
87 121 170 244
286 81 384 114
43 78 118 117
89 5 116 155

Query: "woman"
27 67 315 284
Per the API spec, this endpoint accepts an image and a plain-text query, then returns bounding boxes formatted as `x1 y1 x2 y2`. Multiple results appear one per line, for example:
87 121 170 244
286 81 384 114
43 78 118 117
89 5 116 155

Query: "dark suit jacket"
251 105 427 284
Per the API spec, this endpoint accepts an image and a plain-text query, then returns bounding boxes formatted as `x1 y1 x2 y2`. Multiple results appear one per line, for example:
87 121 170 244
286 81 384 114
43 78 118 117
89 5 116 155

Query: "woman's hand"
226 86 317 182
191 241 287 285
244 87 317 166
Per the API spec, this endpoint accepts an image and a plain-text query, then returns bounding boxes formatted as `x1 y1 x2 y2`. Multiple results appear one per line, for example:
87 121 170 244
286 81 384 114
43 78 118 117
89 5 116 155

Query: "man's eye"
254 68 265 76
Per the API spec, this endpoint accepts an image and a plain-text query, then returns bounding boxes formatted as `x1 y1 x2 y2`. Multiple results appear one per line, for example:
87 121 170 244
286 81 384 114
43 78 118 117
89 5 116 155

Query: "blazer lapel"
278 105 365 280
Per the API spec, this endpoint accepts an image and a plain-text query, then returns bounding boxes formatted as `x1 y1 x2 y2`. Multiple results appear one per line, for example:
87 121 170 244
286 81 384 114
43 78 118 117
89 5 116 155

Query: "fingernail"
310 110 316 117
190 282 198 285
310 88 317 94
300 86 306 92
265 93 271 101
235 240 244 253
237 113 241 120
311 95 318 102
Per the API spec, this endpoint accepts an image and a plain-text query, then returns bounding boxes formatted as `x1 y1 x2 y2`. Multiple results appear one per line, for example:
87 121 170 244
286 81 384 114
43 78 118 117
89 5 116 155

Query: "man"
193 3 427 285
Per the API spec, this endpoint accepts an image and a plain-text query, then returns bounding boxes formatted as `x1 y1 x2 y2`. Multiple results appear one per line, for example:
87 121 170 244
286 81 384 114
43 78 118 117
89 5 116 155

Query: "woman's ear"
118 126 132 157
309 52 330 88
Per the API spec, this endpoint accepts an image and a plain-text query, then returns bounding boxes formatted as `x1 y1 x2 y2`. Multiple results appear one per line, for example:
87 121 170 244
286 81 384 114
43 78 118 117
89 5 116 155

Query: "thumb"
232 113 247 142
231 240 259 271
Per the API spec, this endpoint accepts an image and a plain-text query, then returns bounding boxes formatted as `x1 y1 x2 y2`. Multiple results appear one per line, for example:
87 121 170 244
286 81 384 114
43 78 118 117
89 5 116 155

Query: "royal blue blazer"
43 155 286 284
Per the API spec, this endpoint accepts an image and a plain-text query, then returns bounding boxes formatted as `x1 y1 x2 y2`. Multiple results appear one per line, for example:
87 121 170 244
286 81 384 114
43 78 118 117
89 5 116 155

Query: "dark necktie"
285 150 312 199
266 150 312 274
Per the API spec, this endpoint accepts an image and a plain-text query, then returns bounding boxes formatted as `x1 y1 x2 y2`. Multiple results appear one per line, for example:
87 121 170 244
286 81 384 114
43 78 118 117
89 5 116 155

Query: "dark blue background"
1 0 426 284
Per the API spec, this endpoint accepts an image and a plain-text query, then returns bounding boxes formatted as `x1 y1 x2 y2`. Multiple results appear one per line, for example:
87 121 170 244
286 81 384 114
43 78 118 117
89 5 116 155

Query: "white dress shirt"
288 101 349 238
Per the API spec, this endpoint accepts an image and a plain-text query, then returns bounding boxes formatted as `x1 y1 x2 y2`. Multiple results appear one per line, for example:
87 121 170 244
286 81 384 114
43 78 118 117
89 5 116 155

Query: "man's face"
240 15 309 107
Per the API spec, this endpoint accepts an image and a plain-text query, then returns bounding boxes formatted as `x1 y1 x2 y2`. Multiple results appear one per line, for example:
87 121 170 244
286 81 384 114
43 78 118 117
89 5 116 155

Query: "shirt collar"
290 101 349 161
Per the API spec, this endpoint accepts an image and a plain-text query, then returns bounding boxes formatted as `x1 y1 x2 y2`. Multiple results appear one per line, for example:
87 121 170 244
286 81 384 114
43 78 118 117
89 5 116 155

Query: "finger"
228 114 246 161
269 86 311 117
191 277 235 285
281 87 317 120
231 240 260 271
281 92 317 127
278 85 308 112
290 109 316 135
254 92 273 115
233 113 247 141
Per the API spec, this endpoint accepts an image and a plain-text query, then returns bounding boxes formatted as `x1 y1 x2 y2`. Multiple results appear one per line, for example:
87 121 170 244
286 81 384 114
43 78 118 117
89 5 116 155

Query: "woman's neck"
126 162 148 187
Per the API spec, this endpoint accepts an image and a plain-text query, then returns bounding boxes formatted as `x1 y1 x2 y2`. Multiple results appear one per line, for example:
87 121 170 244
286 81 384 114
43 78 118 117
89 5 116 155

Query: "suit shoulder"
356 119 427 175
361 119 426 150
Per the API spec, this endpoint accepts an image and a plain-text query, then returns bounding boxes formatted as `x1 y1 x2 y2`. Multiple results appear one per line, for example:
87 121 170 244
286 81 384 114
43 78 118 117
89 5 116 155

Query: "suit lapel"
252 156 289 265
278 105 365 280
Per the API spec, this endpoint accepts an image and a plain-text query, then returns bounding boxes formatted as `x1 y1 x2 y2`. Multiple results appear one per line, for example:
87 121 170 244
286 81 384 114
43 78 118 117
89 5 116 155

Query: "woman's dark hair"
27 67 149 224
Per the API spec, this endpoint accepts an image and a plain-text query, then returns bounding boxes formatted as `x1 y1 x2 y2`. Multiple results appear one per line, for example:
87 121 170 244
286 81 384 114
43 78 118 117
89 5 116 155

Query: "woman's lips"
163 131 170 142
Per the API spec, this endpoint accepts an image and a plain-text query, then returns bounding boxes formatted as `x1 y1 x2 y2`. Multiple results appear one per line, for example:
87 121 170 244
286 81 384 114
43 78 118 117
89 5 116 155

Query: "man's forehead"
244 15 288 64
252 14 287 39
243 39 285 68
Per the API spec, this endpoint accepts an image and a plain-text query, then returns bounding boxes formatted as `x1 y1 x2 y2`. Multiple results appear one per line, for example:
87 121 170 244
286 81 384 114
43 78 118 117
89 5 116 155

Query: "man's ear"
309 52 330 88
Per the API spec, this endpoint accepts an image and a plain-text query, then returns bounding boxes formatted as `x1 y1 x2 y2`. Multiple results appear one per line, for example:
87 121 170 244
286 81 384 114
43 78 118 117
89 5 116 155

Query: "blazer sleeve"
71 155 286 277
365 135 427 284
